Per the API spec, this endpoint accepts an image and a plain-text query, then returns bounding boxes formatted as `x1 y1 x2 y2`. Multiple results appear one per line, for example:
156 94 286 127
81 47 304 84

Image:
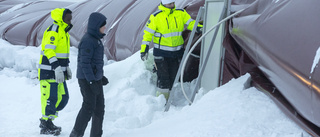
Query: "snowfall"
0 0 313 137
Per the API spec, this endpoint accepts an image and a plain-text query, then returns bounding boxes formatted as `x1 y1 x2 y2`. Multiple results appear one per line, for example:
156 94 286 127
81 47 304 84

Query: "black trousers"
154 56 181 90
72 79 105 137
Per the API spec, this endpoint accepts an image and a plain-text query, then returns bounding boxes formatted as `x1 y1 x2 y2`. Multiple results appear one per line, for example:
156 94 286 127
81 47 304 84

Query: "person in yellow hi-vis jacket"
140 0 202 100
38 8 73 136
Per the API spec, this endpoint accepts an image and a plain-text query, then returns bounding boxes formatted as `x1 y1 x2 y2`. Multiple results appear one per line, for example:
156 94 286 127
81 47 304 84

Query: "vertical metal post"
219 0 231 86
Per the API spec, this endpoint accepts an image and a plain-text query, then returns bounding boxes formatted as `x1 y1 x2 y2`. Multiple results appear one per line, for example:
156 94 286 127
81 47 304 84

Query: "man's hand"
196 27 203 34
141 52 149 61
141 45 149 61
66 67 72 80
102 76 109 86
54 66 65 83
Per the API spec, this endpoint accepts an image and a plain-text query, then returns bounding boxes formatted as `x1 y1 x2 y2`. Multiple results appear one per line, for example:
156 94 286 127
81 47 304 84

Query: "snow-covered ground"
0 38 311 137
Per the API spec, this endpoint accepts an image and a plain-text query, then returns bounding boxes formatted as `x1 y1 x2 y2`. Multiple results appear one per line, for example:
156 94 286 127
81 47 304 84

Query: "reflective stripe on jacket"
38 8 71 80
141 4 202 57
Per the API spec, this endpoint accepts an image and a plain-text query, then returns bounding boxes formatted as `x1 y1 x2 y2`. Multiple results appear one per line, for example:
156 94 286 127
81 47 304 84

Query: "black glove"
89 80 103 95
141 45 149 61
102 76 109 86
196 27 203 34
152 64 157 73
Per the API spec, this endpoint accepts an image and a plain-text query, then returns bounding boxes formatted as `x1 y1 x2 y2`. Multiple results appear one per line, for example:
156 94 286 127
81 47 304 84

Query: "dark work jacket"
76 12 107 82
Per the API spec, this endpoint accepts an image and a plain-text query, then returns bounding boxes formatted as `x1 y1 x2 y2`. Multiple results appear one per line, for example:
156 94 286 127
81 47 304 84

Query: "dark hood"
87 12 107 39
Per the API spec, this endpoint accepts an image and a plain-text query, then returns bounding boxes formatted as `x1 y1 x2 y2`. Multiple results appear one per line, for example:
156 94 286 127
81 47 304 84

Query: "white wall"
200 0 226 92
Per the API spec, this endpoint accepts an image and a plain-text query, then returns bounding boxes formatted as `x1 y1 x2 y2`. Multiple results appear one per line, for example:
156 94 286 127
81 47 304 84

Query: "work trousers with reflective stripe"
72 79 105 137
154 56 181 90
40 80 69 120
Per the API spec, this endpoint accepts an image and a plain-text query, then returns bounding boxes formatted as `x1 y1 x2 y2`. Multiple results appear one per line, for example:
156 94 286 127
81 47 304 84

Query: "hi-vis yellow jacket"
38 8 72 80
141 4 202 58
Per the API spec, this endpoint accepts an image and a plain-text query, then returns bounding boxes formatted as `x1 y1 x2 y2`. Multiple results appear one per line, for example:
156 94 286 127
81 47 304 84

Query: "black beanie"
100 21 106 28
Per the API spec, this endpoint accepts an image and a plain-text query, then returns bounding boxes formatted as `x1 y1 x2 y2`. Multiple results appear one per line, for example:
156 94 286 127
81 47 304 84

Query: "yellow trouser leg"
40 80 65 120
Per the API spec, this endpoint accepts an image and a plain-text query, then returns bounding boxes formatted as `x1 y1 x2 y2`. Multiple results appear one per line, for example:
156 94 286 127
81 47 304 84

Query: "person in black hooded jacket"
70 12 109 137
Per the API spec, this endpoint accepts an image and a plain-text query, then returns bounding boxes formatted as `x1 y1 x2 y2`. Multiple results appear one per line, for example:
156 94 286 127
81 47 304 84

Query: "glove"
141 45 149 61
196 27 203 34
102 76 109 86
89 80 103 95
152 64 157 73
54 66 65 83
66 66 72 80
141 52 148 61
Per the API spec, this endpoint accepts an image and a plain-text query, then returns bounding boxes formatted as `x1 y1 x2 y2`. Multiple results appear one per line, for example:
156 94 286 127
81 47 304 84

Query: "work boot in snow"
39 118 61 136
156 88 170 100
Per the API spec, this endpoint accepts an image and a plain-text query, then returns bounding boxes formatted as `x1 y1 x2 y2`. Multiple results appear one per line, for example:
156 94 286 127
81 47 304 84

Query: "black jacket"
76 12 107 82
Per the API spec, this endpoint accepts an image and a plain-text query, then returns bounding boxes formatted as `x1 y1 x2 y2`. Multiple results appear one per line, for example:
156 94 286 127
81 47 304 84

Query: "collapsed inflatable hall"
223 0 320 136
0 0 203 61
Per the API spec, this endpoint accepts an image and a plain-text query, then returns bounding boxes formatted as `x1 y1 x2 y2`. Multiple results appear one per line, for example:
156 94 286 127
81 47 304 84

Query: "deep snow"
0 39 311 137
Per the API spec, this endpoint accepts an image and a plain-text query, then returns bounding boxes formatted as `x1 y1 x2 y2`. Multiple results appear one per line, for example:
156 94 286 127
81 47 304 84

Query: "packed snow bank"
110 74 306 137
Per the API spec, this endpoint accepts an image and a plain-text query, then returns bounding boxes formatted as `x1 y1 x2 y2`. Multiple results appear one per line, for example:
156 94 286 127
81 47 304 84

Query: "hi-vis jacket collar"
158 4 176 15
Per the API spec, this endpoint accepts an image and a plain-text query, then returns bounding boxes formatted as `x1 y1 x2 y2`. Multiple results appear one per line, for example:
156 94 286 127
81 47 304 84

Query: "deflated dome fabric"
0 0 204 61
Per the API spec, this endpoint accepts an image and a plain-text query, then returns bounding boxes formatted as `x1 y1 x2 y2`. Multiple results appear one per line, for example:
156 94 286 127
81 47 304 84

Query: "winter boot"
156 88 170 100
39 118 62 136
69 129 83 137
